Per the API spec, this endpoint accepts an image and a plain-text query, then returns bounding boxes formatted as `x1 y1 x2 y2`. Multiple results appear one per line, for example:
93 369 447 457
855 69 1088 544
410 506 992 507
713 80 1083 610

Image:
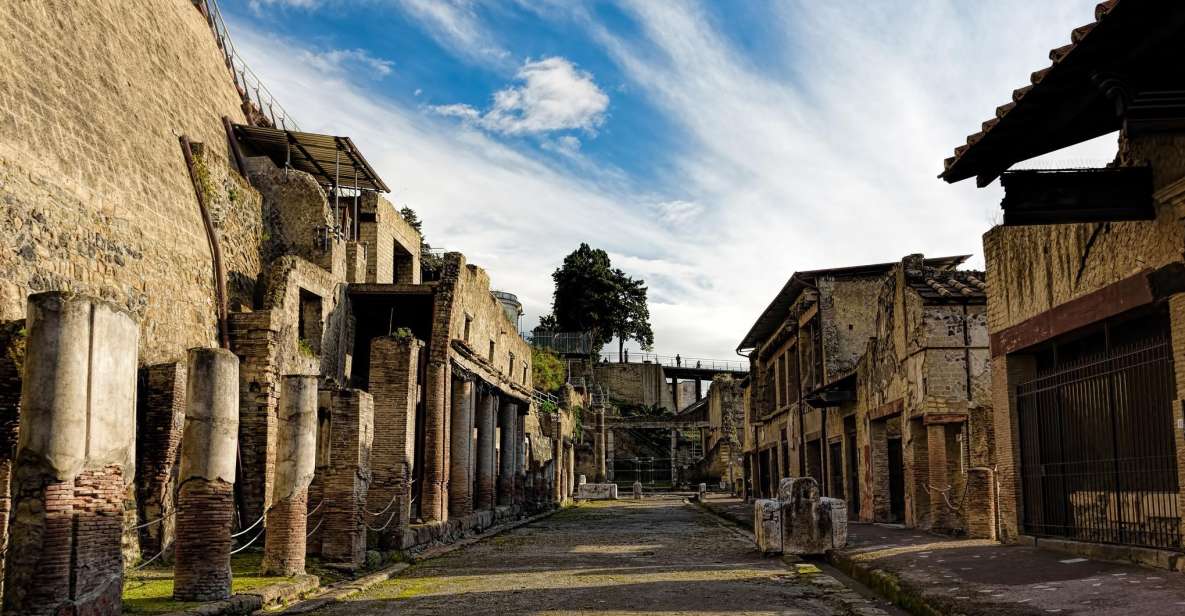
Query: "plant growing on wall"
545 243 654 360
532 346 565 393
400 206 444 275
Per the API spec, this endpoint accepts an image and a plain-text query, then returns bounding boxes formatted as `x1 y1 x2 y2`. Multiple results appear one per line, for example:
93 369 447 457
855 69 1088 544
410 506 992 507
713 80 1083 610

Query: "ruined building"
941 0 1185 559
854 255 993 537
0 2 573 614
736 257 967 503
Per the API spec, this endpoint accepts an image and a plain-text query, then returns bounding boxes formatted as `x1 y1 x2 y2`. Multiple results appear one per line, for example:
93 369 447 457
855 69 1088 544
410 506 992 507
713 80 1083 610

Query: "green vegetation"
297 338 317 357
400 206 444 274
391 326 414 339
531 346 565 393
123 553 290 615
544 243 654 360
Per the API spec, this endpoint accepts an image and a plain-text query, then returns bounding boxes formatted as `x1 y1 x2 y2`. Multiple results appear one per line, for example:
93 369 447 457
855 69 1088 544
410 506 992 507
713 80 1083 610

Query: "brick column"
606 430 615 482
475 392 497 510
868 419 890 522
594 410 606 483
566 442 576 498
174 348 239 602
228 311 281 527
0 320 26 599
552 437 563 503
1168 293 1185 550
448 376 475 517
263 375 318 576
368 336 422 547
926 422 950 531
498 400 517 506
965 467 997 539
3 293 137 616
321 390 373 566
993 354 1036 542
135 362 186 558
422 360 450 522
515 405 526 504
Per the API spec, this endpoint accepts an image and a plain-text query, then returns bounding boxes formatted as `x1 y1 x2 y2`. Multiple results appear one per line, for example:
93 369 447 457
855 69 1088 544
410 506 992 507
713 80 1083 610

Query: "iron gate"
611 457 673 487
1017 336 1181 550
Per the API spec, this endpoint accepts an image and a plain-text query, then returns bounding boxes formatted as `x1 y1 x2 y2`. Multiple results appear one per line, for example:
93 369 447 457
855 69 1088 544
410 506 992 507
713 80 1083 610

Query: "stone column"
552 437 563 503
475 392 497 510
174 347 239 602
262 375 318 576
670 429 678 488
448 376 475 517
566 442 576 498
321 389 373 566
422 361 449 522
594 410 606 483
606 430 615 482
368 336 422 547
3 293 137 616
515 407 527 504
498 400 517 506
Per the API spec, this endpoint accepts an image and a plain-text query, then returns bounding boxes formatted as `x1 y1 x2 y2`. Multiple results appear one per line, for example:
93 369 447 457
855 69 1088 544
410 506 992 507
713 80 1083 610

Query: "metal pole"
334 148 341 235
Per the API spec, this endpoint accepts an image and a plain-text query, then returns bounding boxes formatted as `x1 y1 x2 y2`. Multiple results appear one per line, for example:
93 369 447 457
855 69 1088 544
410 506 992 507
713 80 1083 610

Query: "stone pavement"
700 494 1185 616
297 495 889 615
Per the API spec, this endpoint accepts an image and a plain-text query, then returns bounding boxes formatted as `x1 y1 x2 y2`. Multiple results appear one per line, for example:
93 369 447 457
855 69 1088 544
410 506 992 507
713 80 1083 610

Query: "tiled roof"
940 0 1122 184
906 268 987 304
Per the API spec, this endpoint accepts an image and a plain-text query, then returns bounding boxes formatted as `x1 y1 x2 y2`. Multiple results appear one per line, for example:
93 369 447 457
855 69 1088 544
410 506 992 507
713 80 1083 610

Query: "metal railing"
527 331 596 355
598 352 748 373
195 0 300 131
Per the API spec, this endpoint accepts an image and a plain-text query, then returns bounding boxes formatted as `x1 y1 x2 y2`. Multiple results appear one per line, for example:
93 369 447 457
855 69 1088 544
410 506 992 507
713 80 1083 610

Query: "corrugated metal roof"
233 124 389 192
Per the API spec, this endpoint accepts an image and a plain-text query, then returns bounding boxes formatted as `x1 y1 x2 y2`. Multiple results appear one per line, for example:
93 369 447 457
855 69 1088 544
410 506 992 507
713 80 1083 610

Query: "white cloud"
299 48 393 78
392 0 510 66
541 135 582 157
229 1 1117 360
432 57 609 136
248 0 319 15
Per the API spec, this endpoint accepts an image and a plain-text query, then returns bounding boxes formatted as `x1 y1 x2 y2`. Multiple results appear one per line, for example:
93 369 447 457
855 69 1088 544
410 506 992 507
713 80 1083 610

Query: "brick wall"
229 310 280 525
135 362 187 556
0 321 24 593
263 489 308 576
358 193 421 285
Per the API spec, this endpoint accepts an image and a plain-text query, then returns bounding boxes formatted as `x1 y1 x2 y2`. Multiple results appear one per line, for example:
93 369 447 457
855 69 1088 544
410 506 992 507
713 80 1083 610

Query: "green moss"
123 553 295 615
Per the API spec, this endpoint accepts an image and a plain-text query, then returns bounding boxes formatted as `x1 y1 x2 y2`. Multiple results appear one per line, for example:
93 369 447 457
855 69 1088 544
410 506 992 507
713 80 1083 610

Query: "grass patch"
123 553 296 615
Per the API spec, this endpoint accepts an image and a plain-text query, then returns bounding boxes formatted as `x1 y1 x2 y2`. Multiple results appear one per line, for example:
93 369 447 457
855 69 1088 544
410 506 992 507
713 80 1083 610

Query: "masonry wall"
359 193 421 285
0 0 256 365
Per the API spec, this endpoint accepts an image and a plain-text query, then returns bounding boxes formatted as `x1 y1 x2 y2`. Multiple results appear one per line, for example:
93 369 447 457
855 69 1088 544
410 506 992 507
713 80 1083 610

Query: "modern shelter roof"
233 124 390 192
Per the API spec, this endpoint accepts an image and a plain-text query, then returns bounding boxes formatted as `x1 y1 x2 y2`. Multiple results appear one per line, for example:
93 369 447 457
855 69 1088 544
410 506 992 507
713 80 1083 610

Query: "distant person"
675 354 682 367
696 360 702 369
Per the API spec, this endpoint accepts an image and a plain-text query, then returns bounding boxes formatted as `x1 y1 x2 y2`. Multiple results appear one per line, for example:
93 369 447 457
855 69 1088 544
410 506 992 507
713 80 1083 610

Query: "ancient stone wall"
816 275 884 381
0 0 256 365
359 193 422 285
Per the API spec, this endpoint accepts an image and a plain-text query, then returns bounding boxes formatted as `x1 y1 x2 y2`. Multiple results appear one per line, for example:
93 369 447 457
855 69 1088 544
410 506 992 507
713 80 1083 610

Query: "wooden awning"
233 124 389 192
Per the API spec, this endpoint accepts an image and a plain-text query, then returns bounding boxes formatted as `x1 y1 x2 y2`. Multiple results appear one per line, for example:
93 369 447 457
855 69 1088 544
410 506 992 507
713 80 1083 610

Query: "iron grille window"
1017 332 1180 551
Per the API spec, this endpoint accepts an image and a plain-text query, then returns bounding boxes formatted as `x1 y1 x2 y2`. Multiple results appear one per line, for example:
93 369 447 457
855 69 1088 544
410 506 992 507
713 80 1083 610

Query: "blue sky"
225 0 1115 359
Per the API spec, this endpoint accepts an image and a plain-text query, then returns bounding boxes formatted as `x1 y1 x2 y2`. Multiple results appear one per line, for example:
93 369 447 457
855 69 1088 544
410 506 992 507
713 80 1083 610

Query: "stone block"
576 483 618 500
632 481 643 499
777 476 848 555
754 499 782 555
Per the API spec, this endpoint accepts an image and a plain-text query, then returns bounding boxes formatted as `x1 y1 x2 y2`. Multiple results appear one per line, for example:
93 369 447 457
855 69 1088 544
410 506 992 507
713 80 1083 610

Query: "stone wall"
0 0 255 365
358 193 422 285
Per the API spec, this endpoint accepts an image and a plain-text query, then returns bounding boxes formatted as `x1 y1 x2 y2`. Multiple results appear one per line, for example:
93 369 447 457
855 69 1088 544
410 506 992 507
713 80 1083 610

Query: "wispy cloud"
432 57 609 136
300 47 394 78
392 0 510 66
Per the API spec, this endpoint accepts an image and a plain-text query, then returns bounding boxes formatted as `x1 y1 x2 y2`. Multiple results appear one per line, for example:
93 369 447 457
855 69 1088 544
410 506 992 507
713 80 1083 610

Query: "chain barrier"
230 527 266 555
362 490 399 517
128 509 175 531
306 516 325 538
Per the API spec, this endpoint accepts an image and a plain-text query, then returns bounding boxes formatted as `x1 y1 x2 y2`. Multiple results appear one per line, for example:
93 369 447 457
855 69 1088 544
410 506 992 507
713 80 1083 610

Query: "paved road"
307 496 887 615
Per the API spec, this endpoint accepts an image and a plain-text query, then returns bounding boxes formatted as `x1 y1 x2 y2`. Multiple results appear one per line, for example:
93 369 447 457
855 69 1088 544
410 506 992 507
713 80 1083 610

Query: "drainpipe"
180 135 230 349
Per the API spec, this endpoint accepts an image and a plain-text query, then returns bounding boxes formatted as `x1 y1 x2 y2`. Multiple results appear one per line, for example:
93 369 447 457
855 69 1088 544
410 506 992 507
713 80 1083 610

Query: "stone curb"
826 549 950 616
277 505 568 613
691 499 889 616
155 574 319 616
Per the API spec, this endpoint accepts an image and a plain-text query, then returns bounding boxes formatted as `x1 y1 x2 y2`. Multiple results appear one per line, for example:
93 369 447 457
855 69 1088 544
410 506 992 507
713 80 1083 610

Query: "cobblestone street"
304 497 888 615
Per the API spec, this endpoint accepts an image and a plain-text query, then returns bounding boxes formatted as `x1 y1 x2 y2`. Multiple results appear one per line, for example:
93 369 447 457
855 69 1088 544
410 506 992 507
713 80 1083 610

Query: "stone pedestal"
632 481 643 500
778 477 847 556
174 348 239 602
262 375 318 576
754 499 782 555
577 483 618 500
3 293 138 616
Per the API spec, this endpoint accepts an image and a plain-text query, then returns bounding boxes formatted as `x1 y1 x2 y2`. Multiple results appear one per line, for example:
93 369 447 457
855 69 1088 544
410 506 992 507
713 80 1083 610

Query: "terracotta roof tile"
908 269 987 303
941 0 1124 177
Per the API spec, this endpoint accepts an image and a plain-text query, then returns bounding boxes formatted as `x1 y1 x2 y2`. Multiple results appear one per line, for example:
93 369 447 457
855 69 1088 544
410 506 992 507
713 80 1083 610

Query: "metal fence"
527 331 596 355
196 0 300 131
597 352 749 373
611 457 674 486
1016 336 1181 550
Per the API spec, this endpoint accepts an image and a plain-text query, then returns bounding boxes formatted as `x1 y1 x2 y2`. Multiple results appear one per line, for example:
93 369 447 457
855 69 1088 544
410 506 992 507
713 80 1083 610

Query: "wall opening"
298 289 323 354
